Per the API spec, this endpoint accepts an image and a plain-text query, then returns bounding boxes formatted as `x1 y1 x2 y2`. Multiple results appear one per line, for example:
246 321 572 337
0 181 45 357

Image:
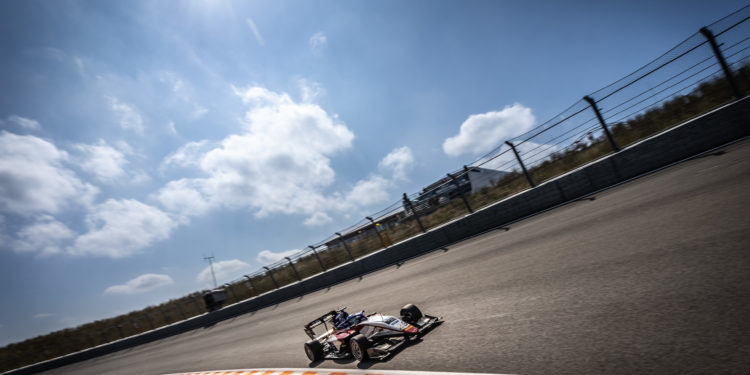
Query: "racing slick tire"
349 334 370 361
304 340 324 362
400 304 422 324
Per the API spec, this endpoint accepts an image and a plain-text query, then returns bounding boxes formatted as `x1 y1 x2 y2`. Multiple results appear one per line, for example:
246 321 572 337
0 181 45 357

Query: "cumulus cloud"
197 259 252 285
70 199 176 258
345 175 390 207
13 215 74 256
303 211 332 227
379 146 414 181
160 140 211 171
246 18 265 46
108 97 144 134
73 140 128 182
154 178 212 220
156 85 355 221
155 86 417 228
0 131 98 216
309 32 327 53
256 249 301 265
443 103 535 156
104 273 174 295
6 115 41 130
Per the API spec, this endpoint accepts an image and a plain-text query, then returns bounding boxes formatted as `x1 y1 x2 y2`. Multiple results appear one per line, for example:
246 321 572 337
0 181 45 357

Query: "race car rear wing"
304 309 344 340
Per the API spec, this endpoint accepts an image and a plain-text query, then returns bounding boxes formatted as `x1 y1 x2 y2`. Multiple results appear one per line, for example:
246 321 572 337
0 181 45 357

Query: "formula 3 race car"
303 304 441 362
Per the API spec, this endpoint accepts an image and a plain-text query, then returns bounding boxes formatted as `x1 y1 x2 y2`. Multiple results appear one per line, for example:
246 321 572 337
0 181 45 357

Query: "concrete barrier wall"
8 98 749 375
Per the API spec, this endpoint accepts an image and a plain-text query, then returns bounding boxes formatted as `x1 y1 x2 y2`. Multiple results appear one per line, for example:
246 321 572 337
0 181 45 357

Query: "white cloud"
73 140 128 182
34 313 53 319
155 85 414 227
104 273 174 295
70 199 176 258
154 178 212 220
246 18 265 46
6 115 41 130
160 140 211 170
345 175 391 207
303 211 332 227
197 259 252 285
379 146 414 181
233 85 293 107
443 103 535 156
13 215 74 256
309 32 327 53
108 97 144 134
157 85 355 221
256 249 301 265
0 131 98 216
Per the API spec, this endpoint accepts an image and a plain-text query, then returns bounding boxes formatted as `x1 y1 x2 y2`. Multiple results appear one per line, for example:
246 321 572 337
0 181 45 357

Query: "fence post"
263 266 280 289
402 193 426 232
446 173 474 213
700 26 741 99
506 141 536 187
223 283 238 302
308 245 328 271
334 233 355 261
366 216 389 248
285 257 302 281
583 96 621 152
243 275 256 296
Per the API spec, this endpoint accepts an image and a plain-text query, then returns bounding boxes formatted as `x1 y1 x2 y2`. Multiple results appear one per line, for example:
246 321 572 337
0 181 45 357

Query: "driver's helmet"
345 311 365 326
333 310 349 329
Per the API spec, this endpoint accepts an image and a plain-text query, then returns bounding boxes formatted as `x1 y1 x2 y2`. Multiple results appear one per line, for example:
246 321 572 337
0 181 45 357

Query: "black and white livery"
303 304 441 362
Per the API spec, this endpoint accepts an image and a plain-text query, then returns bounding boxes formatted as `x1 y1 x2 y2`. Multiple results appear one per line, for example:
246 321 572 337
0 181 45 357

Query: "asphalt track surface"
42 139 750 375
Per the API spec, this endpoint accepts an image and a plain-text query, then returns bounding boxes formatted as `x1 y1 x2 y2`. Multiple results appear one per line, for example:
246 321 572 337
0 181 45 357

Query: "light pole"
203 254 217 288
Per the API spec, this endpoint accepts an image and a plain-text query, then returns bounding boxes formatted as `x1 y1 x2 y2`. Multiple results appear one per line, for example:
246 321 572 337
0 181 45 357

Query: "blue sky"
0 0 746 346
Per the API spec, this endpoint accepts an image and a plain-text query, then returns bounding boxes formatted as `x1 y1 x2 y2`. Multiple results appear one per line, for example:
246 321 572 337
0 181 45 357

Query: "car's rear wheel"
400 304 422 324
349 334 369 361
304 340 323 362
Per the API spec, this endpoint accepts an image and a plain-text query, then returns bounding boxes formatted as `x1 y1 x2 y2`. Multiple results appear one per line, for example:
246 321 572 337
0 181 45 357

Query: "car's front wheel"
349 334 370 361
400 304 423 324
304 340 323 362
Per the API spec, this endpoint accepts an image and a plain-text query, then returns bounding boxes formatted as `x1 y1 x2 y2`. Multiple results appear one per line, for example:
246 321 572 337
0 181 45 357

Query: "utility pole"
203 254 217 288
